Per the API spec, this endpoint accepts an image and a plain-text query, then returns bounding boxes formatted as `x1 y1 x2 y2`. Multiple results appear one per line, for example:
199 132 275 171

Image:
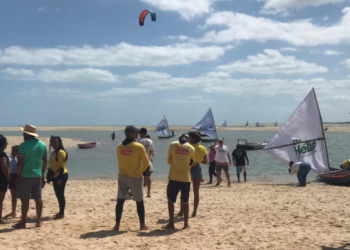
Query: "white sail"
221 120 227 128
154 116 170 136
264 88 329 173
193 108 217 139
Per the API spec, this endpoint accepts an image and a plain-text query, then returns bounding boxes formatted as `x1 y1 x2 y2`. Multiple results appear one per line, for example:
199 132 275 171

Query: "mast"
313 88 330 171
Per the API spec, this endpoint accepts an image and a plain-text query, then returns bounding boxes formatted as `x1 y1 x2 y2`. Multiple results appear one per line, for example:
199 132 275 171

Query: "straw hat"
19 124 40 138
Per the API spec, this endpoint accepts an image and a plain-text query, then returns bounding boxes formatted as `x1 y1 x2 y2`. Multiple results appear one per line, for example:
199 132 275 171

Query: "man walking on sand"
163 134 194 230
213 139 232 186
232 145 249 182
114 126 150 231
14 125 47 229
137 128 154 198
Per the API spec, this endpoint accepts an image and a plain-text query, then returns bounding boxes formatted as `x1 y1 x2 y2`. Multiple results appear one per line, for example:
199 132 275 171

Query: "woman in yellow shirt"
49 137 68 220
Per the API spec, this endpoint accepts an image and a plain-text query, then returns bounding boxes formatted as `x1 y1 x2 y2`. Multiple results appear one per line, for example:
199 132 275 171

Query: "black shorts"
167 180 191 204
143 166 151 177
0 179 8 192
9 173 18 190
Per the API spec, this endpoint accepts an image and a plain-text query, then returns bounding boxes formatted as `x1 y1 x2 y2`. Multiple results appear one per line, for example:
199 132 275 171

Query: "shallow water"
1 130 349 183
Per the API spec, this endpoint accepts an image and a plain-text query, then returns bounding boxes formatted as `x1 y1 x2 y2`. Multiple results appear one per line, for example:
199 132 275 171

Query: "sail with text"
154 116 170 136
263 88 329 173
193 108 217 139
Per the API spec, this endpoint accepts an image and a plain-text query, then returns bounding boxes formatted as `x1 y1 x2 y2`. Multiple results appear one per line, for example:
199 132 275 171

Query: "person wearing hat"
213 138 232 186
0 135 10 224
137 128 154 198
15 124 47 229
115 125 150 231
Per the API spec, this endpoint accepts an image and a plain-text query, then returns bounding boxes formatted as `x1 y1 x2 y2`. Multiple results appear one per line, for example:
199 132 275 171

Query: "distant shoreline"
1 123 349 133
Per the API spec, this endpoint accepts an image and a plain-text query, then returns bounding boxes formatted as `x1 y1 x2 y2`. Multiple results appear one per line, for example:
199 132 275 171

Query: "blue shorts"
236 167 242 173
191 167 202 181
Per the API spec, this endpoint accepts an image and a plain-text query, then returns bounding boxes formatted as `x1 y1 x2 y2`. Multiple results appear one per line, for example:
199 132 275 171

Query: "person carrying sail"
288 161 311 187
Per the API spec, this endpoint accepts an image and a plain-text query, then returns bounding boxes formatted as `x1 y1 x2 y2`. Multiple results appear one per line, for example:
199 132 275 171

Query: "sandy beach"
1 123 349 133
1 180 350 250
3 136 87 153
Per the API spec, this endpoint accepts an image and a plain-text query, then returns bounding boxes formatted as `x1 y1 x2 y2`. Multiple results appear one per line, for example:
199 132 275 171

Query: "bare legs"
178 179 201 217
10 189 17 216
15 199 42 228
0 192 5 223
224 171 231 186
144 176 151 197
163 201 189 230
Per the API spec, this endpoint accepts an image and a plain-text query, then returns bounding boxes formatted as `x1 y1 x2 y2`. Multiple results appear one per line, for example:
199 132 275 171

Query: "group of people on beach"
0 125 68 226
115 125 252 231
0 123 315 231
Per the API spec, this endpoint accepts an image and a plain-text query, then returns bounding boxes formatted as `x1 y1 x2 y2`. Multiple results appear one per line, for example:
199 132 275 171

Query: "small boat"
193 108 218 142
154 116 175 139
237 139 267 150
319 170 350 185
77 142 97 149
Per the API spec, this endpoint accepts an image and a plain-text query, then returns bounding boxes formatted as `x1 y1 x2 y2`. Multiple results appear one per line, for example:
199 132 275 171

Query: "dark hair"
289 161 294 168
0 135 7 148
188 131 201 144
52 136 68 162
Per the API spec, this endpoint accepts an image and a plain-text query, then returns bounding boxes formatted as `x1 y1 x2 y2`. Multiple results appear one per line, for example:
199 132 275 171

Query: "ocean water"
2 130 349 183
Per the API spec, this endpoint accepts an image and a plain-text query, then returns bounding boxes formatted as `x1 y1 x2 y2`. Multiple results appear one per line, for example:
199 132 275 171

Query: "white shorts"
238 165 246 172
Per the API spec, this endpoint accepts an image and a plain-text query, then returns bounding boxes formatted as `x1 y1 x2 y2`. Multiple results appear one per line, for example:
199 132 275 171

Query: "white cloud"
127 71 171 81
280 47 299 52
344 59 350 68
324 50 341 55
204 71 231 78
2 68 121 83
36 7 47 12
257 0 345 16
216 49 328 75
140 0 217 21
161 95 213 103
323 16 329 21
197 8 350 46
0 43 226 67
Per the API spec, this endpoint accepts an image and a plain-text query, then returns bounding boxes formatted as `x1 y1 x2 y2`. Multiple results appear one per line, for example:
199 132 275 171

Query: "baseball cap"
140 127 148 135
178 133 189 139
124 125 141 136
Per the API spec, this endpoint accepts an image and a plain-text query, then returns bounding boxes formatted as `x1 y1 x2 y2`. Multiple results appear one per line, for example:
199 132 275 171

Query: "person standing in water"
213 139 232 186
163 133 194 230
0 135 10 224
289 161 311 187
110 132 116 141
178 131 207 218
48 137 69 219
207 144 217 184
115 126 150 231
232 145 249 182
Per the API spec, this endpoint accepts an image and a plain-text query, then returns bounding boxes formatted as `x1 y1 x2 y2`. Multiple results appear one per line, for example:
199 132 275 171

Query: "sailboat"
221 120 227 128
255 121 260 127
245 121 249 127
193 108 218 143
274 121 278 127
154 116 175 139
263 88 350 184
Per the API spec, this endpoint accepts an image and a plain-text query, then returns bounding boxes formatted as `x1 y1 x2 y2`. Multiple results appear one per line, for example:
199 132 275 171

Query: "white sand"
1 180 350 249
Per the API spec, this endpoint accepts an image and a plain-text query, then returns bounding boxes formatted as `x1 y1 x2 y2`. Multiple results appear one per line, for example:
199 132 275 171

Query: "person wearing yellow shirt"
178 131 208 218
48 137 68 220
114 126 150 232
163 134 194 230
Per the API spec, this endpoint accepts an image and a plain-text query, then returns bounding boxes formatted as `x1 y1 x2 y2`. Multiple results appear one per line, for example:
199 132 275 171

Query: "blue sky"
1 0 350 126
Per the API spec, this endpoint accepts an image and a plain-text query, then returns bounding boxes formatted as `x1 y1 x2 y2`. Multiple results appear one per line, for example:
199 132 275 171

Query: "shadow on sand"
80 230 127 239
321 243 350 250
137 229 180 237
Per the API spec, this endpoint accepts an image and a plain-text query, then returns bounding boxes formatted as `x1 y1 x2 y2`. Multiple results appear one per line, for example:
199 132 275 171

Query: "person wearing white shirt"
213 139 232 186
137 128 154 197
289 161 311 187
